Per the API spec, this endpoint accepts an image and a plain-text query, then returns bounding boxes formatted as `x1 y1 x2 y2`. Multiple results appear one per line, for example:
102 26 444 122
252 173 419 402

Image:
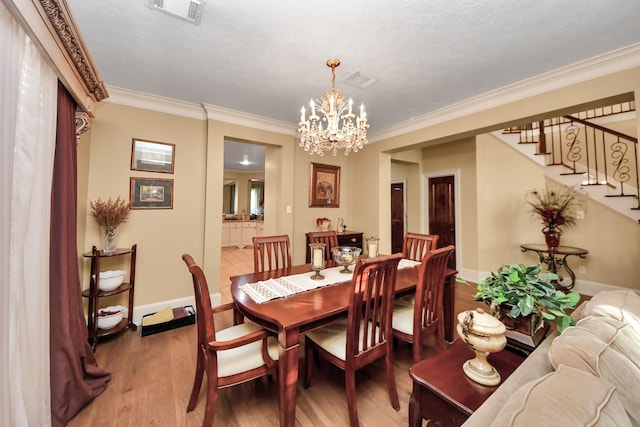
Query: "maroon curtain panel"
49 81 111 426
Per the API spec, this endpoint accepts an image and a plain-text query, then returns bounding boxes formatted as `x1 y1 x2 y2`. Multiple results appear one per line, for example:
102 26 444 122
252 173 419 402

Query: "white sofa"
464 289 640 427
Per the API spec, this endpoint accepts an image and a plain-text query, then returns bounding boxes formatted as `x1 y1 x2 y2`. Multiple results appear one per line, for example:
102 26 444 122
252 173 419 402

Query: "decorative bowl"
94 270 126 291
97 305 125 329
331 246 362 273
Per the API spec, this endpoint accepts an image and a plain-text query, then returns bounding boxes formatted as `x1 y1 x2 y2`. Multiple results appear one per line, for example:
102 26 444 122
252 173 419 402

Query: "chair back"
252 234 292 273
415 245 455 336
346 253 403 359
308 230 339 262
402 232 439 261
182 254 216 349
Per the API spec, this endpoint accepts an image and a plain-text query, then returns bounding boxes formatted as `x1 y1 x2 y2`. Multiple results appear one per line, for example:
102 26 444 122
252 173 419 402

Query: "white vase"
101 226 119 255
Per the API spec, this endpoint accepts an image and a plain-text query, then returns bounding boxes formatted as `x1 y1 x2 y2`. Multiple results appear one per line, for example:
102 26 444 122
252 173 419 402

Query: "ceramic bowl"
97 305 125 329
95 270 126 291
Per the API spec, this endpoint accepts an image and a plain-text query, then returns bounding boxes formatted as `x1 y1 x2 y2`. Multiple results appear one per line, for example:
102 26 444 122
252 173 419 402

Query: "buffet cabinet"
82 244 137 349
305 230 364 263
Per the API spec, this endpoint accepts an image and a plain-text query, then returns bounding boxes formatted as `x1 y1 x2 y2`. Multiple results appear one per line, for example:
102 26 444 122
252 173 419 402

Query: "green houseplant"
475 263 580 334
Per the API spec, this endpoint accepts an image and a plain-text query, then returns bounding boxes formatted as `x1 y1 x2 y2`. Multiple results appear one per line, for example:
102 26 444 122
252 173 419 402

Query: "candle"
368 242 378 258
348 98 353 114
300 106 305 123
313 248 323 267
310 99 315 116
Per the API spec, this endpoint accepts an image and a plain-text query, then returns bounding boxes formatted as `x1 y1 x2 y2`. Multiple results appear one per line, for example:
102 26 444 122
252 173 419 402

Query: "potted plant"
525 184 586 250
475 263 580 345
89 197 131 255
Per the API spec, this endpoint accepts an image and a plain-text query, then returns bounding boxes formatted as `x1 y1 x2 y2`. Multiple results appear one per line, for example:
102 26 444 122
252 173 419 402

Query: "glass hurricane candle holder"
366 236 379 258
309 242 326 280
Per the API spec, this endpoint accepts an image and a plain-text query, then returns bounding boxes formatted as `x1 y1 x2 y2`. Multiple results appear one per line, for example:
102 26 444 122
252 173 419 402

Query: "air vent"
148 0 206 25
343 69 376 89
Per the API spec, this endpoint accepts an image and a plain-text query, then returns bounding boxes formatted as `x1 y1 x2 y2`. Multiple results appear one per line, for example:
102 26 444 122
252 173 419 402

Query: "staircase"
493 102 640 223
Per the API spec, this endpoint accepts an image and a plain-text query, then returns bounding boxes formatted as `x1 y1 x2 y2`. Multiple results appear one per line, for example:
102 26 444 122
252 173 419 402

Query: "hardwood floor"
68 248 484 427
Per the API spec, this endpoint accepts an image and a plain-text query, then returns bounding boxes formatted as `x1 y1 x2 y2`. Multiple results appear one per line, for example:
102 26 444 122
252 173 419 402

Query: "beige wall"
82 102 207 307
81 66 640 316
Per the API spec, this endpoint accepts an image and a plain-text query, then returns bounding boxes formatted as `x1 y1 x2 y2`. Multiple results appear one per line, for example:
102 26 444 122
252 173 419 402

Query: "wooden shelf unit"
82 244 137 349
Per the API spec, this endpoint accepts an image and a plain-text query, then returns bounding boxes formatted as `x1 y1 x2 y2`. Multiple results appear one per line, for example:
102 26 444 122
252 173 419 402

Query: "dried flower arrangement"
525 184 586 232
89 197 131 230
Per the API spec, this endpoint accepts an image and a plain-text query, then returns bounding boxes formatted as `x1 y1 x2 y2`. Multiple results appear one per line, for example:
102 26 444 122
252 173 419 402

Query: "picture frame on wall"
131 138 175 173
130 177 174 209
309 162 340 208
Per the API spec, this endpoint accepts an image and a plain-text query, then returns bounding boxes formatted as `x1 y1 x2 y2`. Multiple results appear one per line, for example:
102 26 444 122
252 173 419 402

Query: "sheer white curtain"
1 3 58 426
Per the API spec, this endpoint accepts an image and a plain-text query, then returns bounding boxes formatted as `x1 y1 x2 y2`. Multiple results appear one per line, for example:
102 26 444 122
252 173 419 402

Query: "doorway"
425 173 458 270
390 181 406 254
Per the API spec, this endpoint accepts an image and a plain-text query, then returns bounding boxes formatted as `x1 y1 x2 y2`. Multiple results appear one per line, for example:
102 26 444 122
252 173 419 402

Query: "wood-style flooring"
68 247 484 427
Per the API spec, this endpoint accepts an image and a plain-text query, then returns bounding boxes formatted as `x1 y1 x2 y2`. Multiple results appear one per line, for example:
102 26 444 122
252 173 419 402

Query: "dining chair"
392 245 455 362
307 230 339 262
182 254 279 427
252 234 292 273
303 253 404 427
402 232 440 262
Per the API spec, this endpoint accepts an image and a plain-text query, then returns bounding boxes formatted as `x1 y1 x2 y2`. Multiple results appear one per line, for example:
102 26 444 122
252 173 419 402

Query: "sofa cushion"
490 365 630 427
581 289 640 332
548 316 640 425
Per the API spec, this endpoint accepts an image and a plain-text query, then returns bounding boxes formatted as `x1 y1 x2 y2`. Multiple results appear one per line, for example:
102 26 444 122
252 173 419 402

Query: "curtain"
49 82 112 426
0 3 57 425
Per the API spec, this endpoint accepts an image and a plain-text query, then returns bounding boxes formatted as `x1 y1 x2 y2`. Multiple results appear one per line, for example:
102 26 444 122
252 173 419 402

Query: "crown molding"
369 42 640 143
104 86 207 119
202 103 297 136
105 86 297 136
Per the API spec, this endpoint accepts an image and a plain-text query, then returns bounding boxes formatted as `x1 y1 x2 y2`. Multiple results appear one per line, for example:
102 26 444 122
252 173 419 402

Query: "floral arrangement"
89 197 131 230
525 184 586 231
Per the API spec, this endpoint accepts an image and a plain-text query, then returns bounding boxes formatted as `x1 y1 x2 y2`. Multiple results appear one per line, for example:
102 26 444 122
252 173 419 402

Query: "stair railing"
512 114 639 211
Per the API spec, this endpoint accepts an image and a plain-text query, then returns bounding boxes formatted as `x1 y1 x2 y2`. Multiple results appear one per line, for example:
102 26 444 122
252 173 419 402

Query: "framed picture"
131 138 175 173
130 177 174 209
309 162 340 208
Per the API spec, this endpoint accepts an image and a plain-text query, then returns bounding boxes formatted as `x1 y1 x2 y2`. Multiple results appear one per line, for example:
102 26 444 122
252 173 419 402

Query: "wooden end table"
409 340 525 427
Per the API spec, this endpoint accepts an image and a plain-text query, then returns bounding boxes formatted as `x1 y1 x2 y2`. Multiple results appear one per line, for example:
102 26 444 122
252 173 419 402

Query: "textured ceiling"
67 0 640 169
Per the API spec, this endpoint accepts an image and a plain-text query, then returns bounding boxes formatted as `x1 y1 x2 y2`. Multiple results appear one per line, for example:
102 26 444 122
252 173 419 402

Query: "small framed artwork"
131 138 175 173
130 177 174 209
309 162 340 208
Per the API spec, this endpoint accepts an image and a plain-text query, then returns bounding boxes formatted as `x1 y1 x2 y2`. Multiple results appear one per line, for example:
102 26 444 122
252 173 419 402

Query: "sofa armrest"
463 329 558 426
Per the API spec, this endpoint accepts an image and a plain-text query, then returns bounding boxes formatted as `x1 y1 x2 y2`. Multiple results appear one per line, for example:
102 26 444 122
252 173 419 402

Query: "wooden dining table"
230 260 457 427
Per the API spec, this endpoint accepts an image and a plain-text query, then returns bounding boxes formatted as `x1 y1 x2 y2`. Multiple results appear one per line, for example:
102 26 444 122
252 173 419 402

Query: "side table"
520 243 588 290
409 340 525 427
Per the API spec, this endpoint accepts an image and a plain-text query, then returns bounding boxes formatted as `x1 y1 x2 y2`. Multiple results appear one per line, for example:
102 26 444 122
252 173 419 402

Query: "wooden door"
391 182 405 254
428 176 456 269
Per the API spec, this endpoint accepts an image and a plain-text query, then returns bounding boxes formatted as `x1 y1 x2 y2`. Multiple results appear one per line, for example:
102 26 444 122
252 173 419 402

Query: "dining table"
230 259 457 427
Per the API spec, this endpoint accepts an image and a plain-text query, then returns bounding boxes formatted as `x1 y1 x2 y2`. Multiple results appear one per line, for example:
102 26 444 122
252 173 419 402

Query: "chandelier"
297 59 369 156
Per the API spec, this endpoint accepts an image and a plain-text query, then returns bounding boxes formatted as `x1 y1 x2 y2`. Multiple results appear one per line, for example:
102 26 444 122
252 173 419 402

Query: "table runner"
241 258 421 304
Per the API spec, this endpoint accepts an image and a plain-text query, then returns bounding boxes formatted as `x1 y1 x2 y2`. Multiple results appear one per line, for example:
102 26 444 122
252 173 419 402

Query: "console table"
409 340 525 427
520 243 588 290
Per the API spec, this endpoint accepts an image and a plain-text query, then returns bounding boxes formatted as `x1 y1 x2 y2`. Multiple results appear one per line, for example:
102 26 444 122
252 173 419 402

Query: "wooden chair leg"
436 320 445 352
412 335 421 363
385 349 400 410
303 338 313 388
203 367 218 427
187 347 206 412
345 368 359 427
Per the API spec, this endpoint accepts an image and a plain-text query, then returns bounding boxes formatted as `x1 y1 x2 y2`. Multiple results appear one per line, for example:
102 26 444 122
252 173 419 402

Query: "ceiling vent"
343 69 376 89
148 0 206 25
